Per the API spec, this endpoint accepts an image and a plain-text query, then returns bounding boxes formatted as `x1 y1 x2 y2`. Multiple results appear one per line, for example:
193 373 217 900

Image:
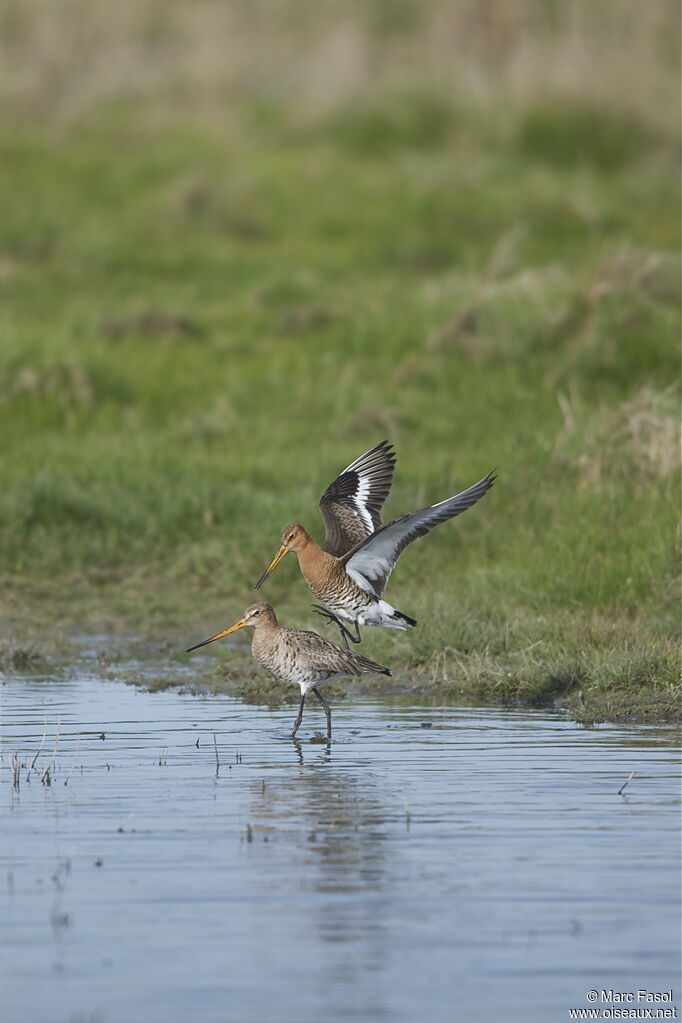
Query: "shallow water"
2 669 680 1023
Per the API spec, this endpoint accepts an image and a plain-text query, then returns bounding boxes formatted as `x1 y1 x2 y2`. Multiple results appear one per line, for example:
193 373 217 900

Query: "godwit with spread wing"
255 469 496 646
256 439 397 640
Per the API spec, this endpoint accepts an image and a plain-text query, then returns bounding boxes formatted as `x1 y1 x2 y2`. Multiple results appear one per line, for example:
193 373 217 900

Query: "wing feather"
341 471 496 595
320 440 396 557
281 627 390 676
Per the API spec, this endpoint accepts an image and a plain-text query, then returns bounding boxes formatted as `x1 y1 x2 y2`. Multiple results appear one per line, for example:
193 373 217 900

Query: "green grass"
1 96 679 720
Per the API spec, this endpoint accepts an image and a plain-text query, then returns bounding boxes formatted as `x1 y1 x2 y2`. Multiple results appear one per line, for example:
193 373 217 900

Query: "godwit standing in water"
186 601 390 739
255 469 496 646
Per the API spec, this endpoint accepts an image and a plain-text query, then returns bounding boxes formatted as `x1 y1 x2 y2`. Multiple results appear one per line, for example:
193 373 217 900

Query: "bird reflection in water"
242 746 394 1000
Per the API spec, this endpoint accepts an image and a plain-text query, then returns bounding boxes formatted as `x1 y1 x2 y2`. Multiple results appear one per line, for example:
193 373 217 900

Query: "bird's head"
254 524 309 588
186 602 276 652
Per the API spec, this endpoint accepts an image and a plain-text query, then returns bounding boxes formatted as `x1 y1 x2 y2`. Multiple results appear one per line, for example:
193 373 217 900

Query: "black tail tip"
382 667 392 677
392 609 417 628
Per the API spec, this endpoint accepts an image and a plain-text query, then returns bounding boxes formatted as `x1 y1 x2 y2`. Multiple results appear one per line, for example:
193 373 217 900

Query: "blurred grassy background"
0 0 679 716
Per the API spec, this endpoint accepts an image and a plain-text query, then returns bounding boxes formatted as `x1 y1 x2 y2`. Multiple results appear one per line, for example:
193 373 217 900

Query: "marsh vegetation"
0 0 679 721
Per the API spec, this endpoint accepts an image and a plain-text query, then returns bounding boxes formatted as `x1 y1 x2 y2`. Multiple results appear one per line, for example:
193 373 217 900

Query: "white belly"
359 600 411 630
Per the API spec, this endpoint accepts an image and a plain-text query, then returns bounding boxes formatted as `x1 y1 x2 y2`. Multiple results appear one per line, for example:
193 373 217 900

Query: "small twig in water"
401 795 411 830
26 717 47 783
10 753 21 791
617 770 635 796
64 737 81 786
41 717 61 786
213 733 220 777
117 812 135 833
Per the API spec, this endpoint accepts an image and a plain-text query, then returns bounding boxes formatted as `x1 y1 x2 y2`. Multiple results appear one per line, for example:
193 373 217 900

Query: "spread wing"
340 471 496 596
320 440 397 557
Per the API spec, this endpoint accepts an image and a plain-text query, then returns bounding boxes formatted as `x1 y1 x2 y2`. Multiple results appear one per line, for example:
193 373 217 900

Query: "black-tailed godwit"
186 601 390 739
255 469 496 646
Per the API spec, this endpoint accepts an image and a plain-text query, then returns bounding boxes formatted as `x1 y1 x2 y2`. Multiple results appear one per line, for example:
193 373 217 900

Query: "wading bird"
186 602 391 740
255 468 496 647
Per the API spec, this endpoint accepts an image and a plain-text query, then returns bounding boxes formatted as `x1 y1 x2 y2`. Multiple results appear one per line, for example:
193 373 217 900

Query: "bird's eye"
288 533 294 541
253 610 260 615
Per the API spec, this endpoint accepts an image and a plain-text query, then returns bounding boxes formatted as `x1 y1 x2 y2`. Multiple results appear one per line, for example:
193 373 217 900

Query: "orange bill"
186 618 248 652
254 545 288 589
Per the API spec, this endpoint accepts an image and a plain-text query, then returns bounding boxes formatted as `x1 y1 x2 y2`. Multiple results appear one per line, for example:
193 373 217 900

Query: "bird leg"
345 619 362 644
311 687 332 740
310 605 362 649
291 692 306 739
309 604 339 628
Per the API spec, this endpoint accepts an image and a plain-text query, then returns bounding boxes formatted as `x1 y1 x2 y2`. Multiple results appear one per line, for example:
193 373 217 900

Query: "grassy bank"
0 7 679 721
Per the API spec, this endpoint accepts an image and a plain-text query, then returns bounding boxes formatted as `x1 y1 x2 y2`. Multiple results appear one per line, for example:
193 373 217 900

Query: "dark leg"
311 687 332 740
290 738 304 765
310 605 362 648
291 692 306 739
346 619 362 644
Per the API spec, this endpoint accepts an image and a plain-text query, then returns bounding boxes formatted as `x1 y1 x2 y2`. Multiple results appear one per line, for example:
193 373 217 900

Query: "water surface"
2 671 680 1023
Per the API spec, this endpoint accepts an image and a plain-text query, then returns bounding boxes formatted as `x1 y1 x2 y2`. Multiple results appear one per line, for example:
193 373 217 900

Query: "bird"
255 468 496 647
186 601 391 740
256 439 397 640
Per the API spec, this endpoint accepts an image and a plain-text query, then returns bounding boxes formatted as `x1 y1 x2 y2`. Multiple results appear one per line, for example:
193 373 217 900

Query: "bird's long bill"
254 545 288 589
186 619 248 653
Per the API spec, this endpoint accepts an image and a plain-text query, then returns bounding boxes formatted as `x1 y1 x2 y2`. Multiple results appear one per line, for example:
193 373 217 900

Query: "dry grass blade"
41 717 61 786
26 716 47 783
617 771 635 796
10 753 22 791
64 736 81 786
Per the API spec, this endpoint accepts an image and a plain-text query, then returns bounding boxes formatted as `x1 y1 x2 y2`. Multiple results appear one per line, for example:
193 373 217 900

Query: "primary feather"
341 471 496 596
320 440 396 557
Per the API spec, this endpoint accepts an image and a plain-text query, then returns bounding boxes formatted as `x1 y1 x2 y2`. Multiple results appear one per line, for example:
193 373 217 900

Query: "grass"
0 9 679 721
0 638 44 671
